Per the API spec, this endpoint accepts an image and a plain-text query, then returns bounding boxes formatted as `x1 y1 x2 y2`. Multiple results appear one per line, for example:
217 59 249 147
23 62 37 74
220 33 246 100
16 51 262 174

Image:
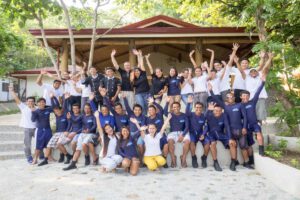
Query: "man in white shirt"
192 66 209 110
207 69 222 103
9 86 37 164
64 73 82 108
180 68 194 105
36 70 63 106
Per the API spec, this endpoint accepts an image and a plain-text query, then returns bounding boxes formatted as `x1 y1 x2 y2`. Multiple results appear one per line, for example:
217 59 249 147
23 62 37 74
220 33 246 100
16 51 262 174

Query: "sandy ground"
0 159 298 200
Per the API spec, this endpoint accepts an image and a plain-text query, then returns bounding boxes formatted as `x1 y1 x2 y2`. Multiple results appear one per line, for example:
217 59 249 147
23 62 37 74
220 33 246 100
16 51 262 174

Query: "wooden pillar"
195 38 203 66
129 39 136 67
60 40 69 73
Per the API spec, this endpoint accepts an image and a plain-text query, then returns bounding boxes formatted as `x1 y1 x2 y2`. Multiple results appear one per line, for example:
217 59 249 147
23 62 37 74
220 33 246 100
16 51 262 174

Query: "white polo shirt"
231 67 246 90
192 74 208 93
181 79 193 95
219 66 231 92
17 103 37 129
144 133 162 157
41 83 63 106
245 72 268 99
65 80 82 96
80 84 91 98
208 77 221 96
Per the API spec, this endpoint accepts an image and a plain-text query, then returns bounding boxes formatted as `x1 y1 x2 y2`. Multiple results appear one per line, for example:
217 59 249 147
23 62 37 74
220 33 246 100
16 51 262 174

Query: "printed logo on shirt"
232 108 239 112
105 120 110 124
87 119 93 123
180 119 185 123
120 119 127 123
171 80 177 83
127 141 133 146
198 120 204 124
155 119 161 124
245 105 252 109
218 122 224 125
44 112 50 115
60 119 66 122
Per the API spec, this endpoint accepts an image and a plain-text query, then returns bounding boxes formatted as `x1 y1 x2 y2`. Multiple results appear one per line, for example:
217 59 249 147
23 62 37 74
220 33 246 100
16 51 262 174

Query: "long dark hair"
119 126 130 147
168 67 178 78
102 124 117 157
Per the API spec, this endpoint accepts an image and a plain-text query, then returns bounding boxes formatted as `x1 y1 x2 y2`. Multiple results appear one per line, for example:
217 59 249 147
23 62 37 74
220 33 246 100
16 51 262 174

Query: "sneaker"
248 155 254 165
230 160 236 171
93 157 99 165
235 160 240 166
85 155 91 166
58 153 65 163
192 155 198 168
63 161 77 171
39 154 45 160
27 156 33 164
163 156 168 168
259 145 265 156
201 155 207 168
38 159 48 166
213 160 222 171
64 154 72 164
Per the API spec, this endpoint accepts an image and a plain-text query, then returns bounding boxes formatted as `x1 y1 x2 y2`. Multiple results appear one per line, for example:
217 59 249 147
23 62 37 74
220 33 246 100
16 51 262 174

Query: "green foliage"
290 159 300 169
278 139 288 153
265 144 283 159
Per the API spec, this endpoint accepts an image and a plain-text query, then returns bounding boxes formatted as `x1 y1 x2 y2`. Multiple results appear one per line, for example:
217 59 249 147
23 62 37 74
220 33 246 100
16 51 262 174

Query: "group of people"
10 43 273 175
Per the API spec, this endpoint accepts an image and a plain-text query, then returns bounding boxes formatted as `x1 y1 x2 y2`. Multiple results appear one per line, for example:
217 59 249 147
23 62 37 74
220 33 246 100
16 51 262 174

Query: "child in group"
95 111 123 172
118 126 140 175
206 103 231 171
186 96 210 168
164 99 190 168
9 86 37 164
241 75 266 159
123 95 147 165
31 98 53 164
130 114 171 171
38 95 70 166
147 97 168 168
66 103 83 163
63 103 98 170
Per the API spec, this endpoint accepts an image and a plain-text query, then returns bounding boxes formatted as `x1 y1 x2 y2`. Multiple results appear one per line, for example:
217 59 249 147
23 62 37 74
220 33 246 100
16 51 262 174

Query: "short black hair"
72 103 80 109
101 105 109 110
171 102 181 107
114 102 123 108
53 80 61 84
240 90 250 96
211 69 217 73
241 58 249 62
26 96 35 102
195 102 204 107
105 67 115 72
214 60 221 64
133 104 142 110
53 106 62 110
37 98 46 103
148 105 157 110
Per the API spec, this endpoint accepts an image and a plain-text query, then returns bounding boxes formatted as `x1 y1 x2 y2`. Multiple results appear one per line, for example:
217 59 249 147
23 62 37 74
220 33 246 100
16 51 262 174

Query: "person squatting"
10 43 273 175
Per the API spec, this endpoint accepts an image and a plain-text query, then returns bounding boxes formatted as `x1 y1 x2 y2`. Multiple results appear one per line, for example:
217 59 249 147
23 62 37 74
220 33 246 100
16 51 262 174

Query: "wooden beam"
195 39 203 65
60 40 68 73
203 38 258 44
135 39 196 45
70 40 128 45
129 39 136 67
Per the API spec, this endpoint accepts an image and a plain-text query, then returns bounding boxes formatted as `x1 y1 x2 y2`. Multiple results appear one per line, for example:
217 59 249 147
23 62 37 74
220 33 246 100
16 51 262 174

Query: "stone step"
0 125 24 132
0 141 23 152
0 132 24 141
0 151 24 160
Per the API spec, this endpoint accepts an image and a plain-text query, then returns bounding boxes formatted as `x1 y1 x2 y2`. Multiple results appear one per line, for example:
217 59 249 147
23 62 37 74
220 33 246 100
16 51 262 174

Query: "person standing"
100 67 121 105
9 86 37 164
111 49 135 109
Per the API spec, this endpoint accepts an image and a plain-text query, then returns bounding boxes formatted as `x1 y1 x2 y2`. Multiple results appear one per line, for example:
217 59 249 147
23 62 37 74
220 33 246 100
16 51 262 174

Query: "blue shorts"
160 134 168 150
248 123 262 133
36 128 52 150
190 132 210 145
131 132 144 146
247 132 255 146
208 131 229 149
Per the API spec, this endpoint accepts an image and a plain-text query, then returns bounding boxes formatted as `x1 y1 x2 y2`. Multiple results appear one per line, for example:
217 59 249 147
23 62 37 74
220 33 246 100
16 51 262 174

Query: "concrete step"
0 132 24 141
0 125 24 132
0 151 24 160
0 141 23 152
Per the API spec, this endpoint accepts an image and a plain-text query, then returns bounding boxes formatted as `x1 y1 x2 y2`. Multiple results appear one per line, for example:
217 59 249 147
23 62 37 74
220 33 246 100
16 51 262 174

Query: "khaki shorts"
167 131 190 143
256 98 267 121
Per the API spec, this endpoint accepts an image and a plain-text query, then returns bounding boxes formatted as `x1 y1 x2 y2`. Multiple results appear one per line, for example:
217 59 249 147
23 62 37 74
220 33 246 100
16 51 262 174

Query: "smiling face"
133 106 142 116
101 106 109 116
148 106 156 117
250 69 259 78
241 59 249 70
214 62 222 71
104 125 114 136
213 106 222 117
226 93 235 104
121 127 130 140
148 124 157 135
89 67 97 76
106 69 114 78
37 99 46 109
124 62 131 71
114 104 123 115
195 67 202 77
134 69 141 78
172 103 181 114
155 68 163 78
169 68 176 77
26 98 35 108
53 81 61 89
84 104 91 115
194 103 203 115
72 105 80 115
182 70 189 79
53 107 62 116
241 93 250 103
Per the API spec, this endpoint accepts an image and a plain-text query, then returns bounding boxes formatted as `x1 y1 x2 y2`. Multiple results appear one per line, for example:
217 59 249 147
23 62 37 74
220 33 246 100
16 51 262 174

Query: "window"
2 83 9 92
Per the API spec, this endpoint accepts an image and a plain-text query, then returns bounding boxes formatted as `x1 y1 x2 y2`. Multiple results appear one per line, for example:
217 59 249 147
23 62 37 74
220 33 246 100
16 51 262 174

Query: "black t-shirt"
133 71 150 94
150 73 166 96
82 73 105 100
118 68 133 91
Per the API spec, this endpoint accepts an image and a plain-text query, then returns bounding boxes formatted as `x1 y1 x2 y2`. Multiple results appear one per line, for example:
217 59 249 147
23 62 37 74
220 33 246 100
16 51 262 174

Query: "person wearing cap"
111 49 135 109
100 67 121 104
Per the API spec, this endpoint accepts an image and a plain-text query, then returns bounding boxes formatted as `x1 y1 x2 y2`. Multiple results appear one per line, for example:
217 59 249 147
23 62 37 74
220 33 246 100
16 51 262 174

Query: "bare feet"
171 156 177 168
180 155 187 168
32 159 38 165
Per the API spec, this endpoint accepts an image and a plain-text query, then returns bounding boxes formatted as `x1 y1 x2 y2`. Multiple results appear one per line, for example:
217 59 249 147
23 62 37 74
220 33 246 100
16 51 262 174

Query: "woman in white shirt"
131 114 171 171
95 111 123 172
180 68 193 105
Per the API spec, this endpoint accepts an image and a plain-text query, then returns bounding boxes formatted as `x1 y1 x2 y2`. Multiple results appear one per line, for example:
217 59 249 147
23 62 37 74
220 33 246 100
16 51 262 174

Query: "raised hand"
130 117 138 124
189 50 195 57
49 91 55 98
259 51 266 58
261 73 266 82
111 49 116 56
232 43 240 51
207 102 216 111
94 111 99 118
140 125 148 131
40 69 47 75
138 49 143 56
132 49 139 56
148 97 154 105
207 82 213 91
267 52 274 59
120 92 126 99
145 54 150 59
233 56 239 63
167 113 172 121
64 92 71 99
221 60 227 67
67 112 71 119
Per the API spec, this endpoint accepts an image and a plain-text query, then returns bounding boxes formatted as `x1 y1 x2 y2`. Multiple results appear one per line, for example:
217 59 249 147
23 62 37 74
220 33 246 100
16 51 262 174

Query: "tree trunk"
36 15 61 79
255 5 267 42
60 0 76 74
88 0 100 70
